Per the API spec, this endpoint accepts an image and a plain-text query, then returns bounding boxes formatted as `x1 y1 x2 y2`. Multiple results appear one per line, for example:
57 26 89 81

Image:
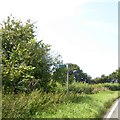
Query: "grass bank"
2 83 120 118
34 91 119 118
2 91 119 118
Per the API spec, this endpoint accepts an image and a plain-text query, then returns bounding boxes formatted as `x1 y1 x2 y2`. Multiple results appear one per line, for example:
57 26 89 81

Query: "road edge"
103 98 119 119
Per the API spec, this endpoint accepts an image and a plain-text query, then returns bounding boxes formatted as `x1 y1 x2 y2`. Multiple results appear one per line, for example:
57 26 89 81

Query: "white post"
66 64 69 94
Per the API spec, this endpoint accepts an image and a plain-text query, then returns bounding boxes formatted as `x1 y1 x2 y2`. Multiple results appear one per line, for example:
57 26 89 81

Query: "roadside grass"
34 91 119 118
2 83 120 118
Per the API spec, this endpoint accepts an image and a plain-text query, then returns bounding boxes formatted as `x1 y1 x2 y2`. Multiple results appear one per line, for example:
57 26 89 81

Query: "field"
2 83 120 118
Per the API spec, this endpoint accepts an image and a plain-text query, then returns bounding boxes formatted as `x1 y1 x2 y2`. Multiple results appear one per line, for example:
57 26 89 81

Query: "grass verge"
34 91 119 118
2 83 120 118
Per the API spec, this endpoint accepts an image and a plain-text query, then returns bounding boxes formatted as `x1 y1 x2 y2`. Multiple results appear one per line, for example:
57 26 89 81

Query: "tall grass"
2 91 67 118
2 83 120 118
36 91 119 118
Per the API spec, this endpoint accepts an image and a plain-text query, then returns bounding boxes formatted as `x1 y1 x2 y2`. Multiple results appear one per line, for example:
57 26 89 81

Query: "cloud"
0 0 88 21
0 0 118 23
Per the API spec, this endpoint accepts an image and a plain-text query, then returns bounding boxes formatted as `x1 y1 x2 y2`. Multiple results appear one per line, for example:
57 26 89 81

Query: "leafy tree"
52 63 77 85
52 67 67 85
117 68 120 83
92 69 119 84
1 16 56 93
1 16 35 93
52 63 91 85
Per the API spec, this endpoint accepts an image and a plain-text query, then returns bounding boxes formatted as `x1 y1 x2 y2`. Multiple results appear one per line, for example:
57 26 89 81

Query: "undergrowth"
2 83 120 118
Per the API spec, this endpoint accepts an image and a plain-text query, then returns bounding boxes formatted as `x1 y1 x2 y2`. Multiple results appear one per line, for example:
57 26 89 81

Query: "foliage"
69 83 110 94
52 67 68 85
52 63 92 85
91 68 119 84
2 90 119 118
36 91 119 118
102 83 120 91
2 90 66 118
52 63 76 85
68 63 92 83
55 83 120 94
1 15 119 94
1 16 60 93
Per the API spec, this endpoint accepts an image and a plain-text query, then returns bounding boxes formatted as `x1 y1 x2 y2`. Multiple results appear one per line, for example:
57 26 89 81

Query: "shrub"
102 83 120 91
68 83 109 94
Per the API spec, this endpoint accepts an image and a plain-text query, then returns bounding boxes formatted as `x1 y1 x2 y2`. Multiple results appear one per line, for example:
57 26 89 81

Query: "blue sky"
0 0 118 78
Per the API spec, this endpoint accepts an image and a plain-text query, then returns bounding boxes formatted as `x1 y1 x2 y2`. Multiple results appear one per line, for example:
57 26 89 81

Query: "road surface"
104 98 120 119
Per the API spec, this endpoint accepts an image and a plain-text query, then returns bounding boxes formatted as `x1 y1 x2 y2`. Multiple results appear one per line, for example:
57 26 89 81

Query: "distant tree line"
53 63 92 85
90 69 119 84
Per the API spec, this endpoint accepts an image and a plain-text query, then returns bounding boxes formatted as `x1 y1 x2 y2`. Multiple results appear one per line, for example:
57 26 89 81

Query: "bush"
68 83 110 94
102 83 120 91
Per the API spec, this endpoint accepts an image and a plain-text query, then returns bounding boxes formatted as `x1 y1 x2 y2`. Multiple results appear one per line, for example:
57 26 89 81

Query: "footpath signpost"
66 64 69 94
59 64 66 68
59 64 69 94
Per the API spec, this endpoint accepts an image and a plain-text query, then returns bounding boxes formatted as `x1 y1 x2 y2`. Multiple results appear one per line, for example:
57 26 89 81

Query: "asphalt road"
104 98 120 119
110 101 119 118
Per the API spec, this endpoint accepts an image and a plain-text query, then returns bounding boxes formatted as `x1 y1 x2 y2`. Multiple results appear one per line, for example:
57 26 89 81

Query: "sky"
0 0 118 78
